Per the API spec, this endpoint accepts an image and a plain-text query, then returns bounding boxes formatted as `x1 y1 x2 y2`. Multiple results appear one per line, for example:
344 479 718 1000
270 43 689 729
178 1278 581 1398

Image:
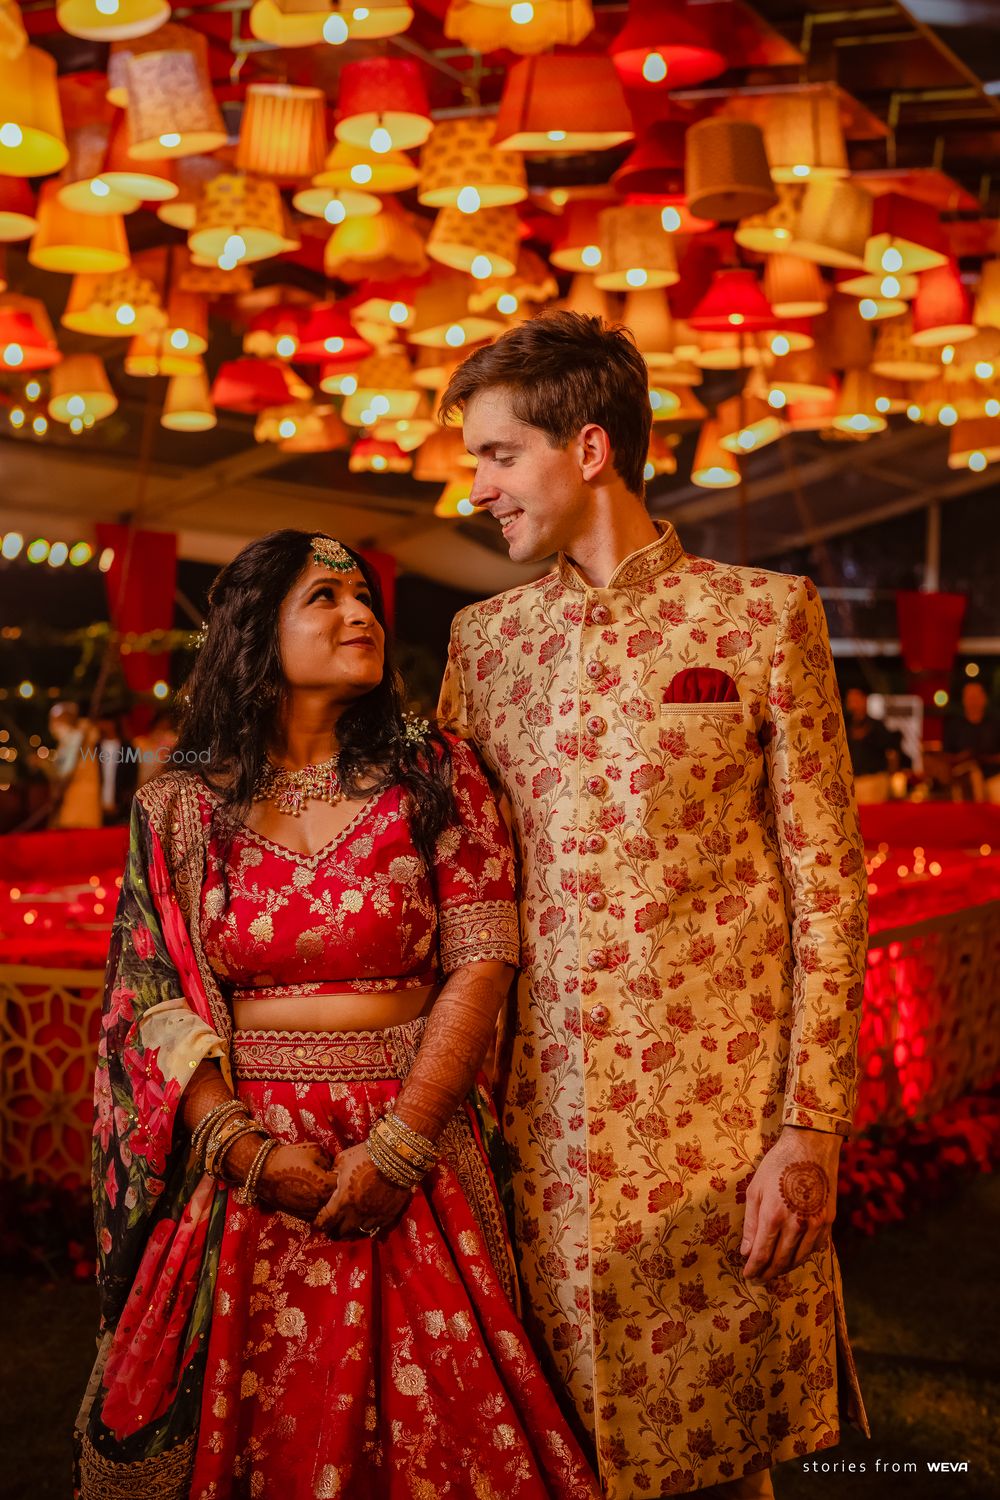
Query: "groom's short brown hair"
438 310 652 496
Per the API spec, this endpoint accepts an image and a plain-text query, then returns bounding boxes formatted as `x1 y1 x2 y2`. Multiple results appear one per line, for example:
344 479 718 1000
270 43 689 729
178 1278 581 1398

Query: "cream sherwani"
438 522 869 1496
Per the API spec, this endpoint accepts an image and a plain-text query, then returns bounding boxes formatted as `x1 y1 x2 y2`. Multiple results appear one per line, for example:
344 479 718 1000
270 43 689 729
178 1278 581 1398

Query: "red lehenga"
74 738 600 1500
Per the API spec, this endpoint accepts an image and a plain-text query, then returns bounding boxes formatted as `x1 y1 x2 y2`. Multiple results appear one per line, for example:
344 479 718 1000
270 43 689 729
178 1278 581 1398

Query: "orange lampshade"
689 270 775 332
763 254 828 319
832 369 886 435
947 417 1000 470
29 181 130 274
444 0 595 57
759 88 848 183
622 287 674 367
611 120 684 196
62 264 166 337
691 420 740 488
863 192 948 277
323 202 427 282
97 113 179 205
414 425 474 482
595 204 679 291
419 117 526 210
815 291 875 371
657 384 707 423
48 354 118 424
550 198 611 273
350 437 412 474
611 0 725 90
560 271 615 321
249 0 337 49
156 156 224 231
0 45 68 176
733 182 803 255
345 349 421 422
790 179 872 269
686 118 775 224
765 321 814 356
427 204 520 279
408 267 504 349
211 359 312 413
766 347 835 404
124 42 228 159
107 22 203 107
56 0 169 43
255 401 331 446
838 267 917 320
911 261 976 347
647 384 682 421
189 174 292 265
276 406 350 454
339 0 414 40
374 393 436 451
493 54 633 153
293 184 382 223
236 83 328 181
0 178 38 242
335 57 432 153
0 295 61 371
467 247 557 316
870 311 939 382
314 140 420 195
433 475 475 517
162 262 210 356
717 391 783 454
782 381 838 432
644 432 678 479
693 333 769 372
124 332 202 379
161 364 217 432
974 259 1000 331
58 124 140 216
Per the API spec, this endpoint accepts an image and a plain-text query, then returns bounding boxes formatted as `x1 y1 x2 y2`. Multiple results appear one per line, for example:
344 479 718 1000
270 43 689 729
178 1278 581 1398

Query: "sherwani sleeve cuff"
782 1102 853 1139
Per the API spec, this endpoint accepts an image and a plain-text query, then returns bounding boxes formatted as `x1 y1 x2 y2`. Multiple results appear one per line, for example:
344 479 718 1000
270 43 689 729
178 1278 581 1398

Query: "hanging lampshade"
255 400 334 446
790 179 872 269
694 333 768 372
0 295 61 371
717 391 783 455
61 265 165 337
759 88 847 183
414 425 474 482
433 475 475 517
947 417 1000 470
156 157 224 231
249 0 336 48
622 288 675 367
594 205 679 291
189 174 291 265
493 55 633 153
686 118 776 224
29 182 130 274
335 57 431 153
973 259 1000 331
467 248 557 316
956 328 1000 369
764 321 814 356
763 254 829 319
611 121 684 196
350 437 412 474
211 359 311 413
419 117 527 211
691 420 740 488
0 178 38 242
124 42 228 159
293 183 382 223
869 311 939 381
611 0 725 89
0 45 68 176
560 271 615 321
314 140 420 195
107 22 201 106
832 369 886 435
783 381 839 432
161 364 217 432
863 192 947 277
657 383 707 423
444 0 595 57
161 261 210 356
868 376 909 416
277 405 350 454
408 269 505 350
814 291 875 370
343 349 421 422
733 182 803 255
0 248 6 295
324 202 427 282
244 303 310 360
295 304 373 364
48 354 118 424
92 113 180 206
644 431 678 479
125 332 201 378
337 0 414 39
374 393 436 451
766 347 836 404
689 270 775 332
236 84 328 181
550 199 611 273
0 0 27 54
57 125 140 216
837 267 916 322
427 204 520 279
348 276 424 335
917 373 992 425
911 261 976 347
411 350 461 397
647 385 682 421
56 0 168 43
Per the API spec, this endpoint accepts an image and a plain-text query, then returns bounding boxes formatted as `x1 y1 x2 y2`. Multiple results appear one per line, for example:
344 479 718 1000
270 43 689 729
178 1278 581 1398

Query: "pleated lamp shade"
124 44 228 159
189 175 290 264
57 125 140 216
622 288 675 367
211 359 312 413
323 204 427 282
124 333 201 379
717 391 783 455
107 23 202 107
733 182 804 254
790 179 872 269
419 118 526 210
974 260 1000 331
0 46 68 176
162 364 217 432
760 89 848 183
766 347 836 404
947 417 1000 470
62 266 166 337
864 192 948 276
249 0 337 49
763 255 829 319
911 261 976 347
48 354 118 424
349 437 412 474
550 199 610 273
689 270 775 332
335 57 432 153
236 84 328 180
427 205 520 279
29 182 130 274
595 205 679 291
560 272 615 321
444 0 595 58
293 184 382 223
691 420 740 488
644 432 678 479
315 140 420 194
434 475 475 517
157 156 225 231
408 268 504 349
611 0 726 90
686 118 776 224
869 311 939 382
56 0 169 43
0 178 39 242
493 55 634 153
0 295 61 371
414 425 474 482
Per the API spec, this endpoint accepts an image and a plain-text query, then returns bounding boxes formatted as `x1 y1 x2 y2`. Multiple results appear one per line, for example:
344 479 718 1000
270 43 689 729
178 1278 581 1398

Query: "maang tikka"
311 536 356 572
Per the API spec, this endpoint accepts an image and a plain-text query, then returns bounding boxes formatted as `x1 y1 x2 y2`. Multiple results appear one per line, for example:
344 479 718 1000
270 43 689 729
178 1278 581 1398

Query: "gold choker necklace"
253 754 344 816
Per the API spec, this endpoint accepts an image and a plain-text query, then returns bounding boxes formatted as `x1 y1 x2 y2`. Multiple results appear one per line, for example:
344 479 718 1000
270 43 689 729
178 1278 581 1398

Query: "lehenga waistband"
232 1017 426 1083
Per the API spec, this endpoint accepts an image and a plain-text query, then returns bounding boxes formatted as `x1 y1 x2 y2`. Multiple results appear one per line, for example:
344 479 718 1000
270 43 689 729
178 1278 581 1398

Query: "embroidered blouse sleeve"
432 735 520 974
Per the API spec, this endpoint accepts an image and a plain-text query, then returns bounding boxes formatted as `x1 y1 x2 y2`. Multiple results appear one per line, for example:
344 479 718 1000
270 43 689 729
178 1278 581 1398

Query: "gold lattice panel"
0 966 104 1187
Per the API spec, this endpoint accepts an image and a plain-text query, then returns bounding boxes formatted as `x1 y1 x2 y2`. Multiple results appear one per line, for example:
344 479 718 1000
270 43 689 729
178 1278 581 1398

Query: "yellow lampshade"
733 183 804 255
339 1 415 41
343 349 421 422
162 364 217 431
374 392 435 450
249 0 336 49
236 84 328 181
427 204 520 279
48 354 118 424
324 203 427 282
414 425 474 482
350 436 412 474
863 194 948 277
57 124 140 216
870 311 940 382
766 348 835 404
467 248 557 316
790 179 873 269
0 45 68 176
445 0 595 56
550 197 613 274
314 140 420 195
947 417 1000 470
595 204 679 291
293 185 382 223
419 117 527 210
621 288 672 367
254 401 337 446
189 174 292 265
760 89 848 183
29 181 130 274
125 43 228 159
560 271 615 321
647 385 682 421
161 281 209 357
691 420 740 488
0 178 38 242
0 0 27 55
717 392 783 454
276 406 349 454
56 0 169 43
694 334 768 372
156 156 224 231
125 332 202 378
408 267 504 349
658 385 707 424
434 476 475 518
832 370 886 435
61 265 165 337
763 254 829 319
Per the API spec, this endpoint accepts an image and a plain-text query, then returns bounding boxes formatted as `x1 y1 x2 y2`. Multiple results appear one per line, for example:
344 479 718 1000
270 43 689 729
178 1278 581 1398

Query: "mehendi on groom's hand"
739 1124 841 1284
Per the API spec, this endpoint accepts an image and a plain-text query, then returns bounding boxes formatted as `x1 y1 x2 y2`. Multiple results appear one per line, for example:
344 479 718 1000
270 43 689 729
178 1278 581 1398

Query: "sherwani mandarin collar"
556 519 684 592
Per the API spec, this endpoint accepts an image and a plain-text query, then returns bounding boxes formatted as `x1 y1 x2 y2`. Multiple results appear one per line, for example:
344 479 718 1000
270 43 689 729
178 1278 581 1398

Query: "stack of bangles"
190 1097 279 1207
366 1111 438 1189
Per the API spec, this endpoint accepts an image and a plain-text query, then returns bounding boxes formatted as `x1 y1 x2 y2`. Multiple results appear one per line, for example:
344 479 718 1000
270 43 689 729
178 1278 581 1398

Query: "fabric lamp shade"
157 156 224 231
211 358 311 413
815 291 875 370
733 182 803 254
0 0 27 54
243 303 311 360
0 45 68 176
162 279 209 356
444 0 595 58
550 199 610 273
595 204 679 291
315 140 420 194
373 393 436 451
832 369 886 435
57 124 140 216
97 114 179 204
189 174 290 264
433 475 475 517
56 0 169 43
293 184 382 222
766 347 836 404
691 419 740 487
611 0 725 90
324 203 427 281
870 376 909 415
414 426 473 482
837 267 916 320
911 261 976 347
717 391 783 454
644 431 678 478
763 254 828 318
413 348 461 394
694 332 768 371
0 294 61 371
407 268 504 349
973 259 1000 331
236 84 327 181
647 384 682 421
870 311 939 381
0 178 38 242
348 350 420 420
255 400 332 445
48 353 118 423
686 118 775 224
765 320 814 356
295 304 372 364
611 121 687 199
335 57 431 153
467 248 557 315
125 332 201 378
340 0 414 40
560 271 614 321
124 45 228 159
760 89 848 182
689 270 775 332
349 276 423 333
917 373 990 425
29 182 130 274
864 192 947 276
947 417 1000 469
427 204 520 278
657 383 707 423
107 22 203 107
419 117 526 210
161 364 217 431
622 287 674 365
278 405 350 454
249 0 337 49
349 437 412 474
61 265 165 337
790 179 872 269
782 381 838 431
493 55 633 153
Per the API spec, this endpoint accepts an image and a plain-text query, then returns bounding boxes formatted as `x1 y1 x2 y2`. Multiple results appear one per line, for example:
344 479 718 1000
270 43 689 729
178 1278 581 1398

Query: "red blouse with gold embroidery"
199 736 519 998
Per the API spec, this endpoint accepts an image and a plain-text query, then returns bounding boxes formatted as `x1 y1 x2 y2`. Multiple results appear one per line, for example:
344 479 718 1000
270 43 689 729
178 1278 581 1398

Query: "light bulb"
938 404 958 427
880 275 901 298
986 398 1000 418
906 403 922 422
90 178 111 198
350 163 373 185
456 186 481 215
940 344 955 365
371 454 387 471
580 244 601 268
217 254 238 271
352 5 370 17
323 14 349 44
370 394 390 415
859 299 879 321
728 312 745 326
0 122 23 149
773 226 791 241
881 247 904 273
48 542 68 566
341 375 358 396
847 414 872 432
324 336 345 354
974 361 994 379
324 198 346 225
275 335 297 359
445 324 467 347
3 343 24 367
1 533 23 558
158 133 181 150
626 268 648 288
25 381 40 401
456 497 475 516
278 418 297 439
70 542 92 565
497 293 518 315
968 450 987 471
642 52 668 84
223 234 246 261
95 0 120 13
369 127 392 155
116 304 136 326
360 407 376 425
9 407 24 427
66 395 86 417
737 430 756 451
661 206 681 233
791 163 811 178
388 302 409 324
170 329 190 351
875 396 891 414
771 334 791 356
644 461 655 481
648 390 662 411
768 389 787 410
70 417 84 434
510 2 534 23
547 130 567 143
470 255 492 280
32 415 47 436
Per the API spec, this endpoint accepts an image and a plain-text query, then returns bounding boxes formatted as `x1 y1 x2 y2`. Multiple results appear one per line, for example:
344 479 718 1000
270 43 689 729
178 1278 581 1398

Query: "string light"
1 533 24 559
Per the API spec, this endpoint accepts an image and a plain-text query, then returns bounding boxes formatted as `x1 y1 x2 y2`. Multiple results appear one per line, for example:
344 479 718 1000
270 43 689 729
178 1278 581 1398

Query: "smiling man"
437 312 870 1499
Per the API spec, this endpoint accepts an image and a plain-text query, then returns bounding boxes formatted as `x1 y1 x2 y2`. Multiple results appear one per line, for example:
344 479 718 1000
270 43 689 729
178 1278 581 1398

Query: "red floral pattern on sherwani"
439 523 869 1496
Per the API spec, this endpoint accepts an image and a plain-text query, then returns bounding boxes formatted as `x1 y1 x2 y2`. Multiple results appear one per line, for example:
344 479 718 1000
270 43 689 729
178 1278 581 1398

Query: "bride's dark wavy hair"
173 530 454 866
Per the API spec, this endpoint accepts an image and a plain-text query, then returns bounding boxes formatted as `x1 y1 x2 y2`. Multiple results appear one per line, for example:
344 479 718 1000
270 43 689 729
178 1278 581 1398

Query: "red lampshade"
911 260 976 347
550 198 611 273
0 297 62 370
0 177 39 242
295 304 373 364
335 58 431 153
612 121 686 198
864 192 948 276
349 436 412 475
689 270 776 332
493 56 634 154
211 358 312 413
611 0 726 90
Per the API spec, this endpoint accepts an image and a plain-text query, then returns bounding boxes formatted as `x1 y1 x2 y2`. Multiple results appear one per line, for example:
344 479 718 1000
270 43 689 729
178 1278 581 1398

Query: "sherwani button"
589 1004 610 1025
585 775 607 797
586 949 606 971
586 715 607 736
585 661 605 681
590 604 611 625
584 834 606 854
586 892 606 912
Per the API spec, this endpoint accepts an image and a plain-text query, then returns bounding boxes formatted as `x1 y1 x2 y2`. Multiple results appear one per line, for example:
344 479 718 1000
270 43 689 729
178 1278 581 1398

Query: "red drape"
895 589 967 738
95 524 178 737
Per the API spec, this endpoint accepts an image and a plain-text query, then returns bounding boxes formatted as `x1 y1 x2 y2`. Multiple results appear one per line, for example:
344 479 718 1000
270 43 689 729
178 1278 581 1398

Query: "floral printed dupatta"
74 773 235 1500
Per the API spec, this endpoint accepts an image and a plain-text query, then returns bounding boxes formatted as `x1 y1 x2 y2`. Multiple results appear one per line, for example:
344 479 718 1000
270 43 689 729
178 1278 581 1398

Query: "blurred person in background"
844 687 901 804
47 701 101 829
943 680 1000 802
94 712 138 824
132 706 178 787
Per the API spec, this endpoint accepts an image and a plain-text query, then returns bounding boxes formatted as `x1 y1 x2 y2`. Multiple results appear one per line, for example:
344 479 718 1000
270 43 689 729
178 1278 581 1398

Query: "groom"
437 312 869 1498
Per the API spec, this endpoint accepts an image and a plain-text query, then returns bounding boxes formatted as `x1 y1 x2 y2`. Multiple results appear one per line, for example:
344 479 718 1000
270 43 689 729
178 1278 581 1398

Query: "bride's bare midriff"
232 984 439 1034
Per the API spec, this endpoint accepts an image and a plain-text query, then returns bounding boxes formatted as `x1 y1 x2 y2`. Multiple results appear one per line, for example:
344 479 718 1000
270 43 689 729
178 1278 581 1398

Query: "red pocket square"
663 668 741 704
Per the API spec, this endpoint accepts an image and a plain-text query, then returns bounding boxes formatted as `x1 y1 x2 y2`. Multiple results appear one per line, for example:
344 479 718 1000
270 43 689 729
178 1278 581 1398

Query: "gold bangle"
234 1137 280 1207
204 1109 255 1177
191 1098 245 1156
212 1122 269 1182
366 1126 424 1189
381 1112 438 1170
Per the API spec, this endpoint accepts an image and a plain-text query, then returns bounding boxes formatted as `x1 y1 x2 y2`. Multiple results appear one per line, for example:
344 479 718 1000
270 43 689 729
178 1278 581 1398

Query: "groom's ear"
576 422 613 483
